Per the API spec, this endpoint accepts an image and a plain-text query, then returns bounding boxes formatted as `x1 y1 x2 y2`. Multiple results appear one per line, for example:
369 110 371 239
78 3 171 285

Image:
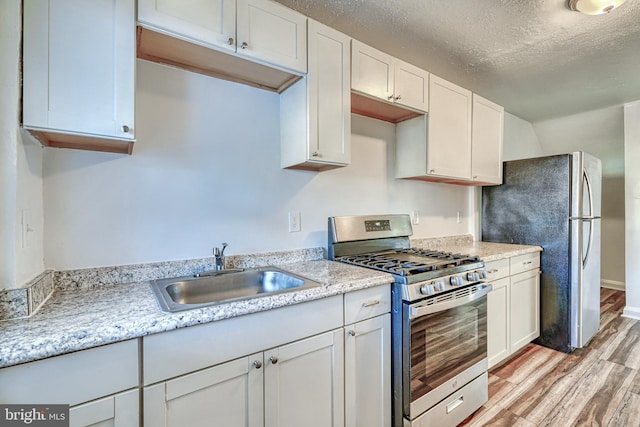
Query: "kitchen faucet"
214 242 228 271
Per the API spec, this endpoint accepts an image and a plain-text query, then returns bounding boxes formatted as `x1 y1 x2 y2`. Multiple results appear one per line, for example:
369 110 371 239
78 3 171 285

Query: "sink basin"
150 267 322 312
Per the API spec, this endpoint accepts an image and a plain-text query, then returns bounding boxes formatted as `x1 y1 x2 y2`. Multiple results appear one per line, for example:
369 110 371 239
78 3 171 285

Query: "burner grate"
337 249 479 277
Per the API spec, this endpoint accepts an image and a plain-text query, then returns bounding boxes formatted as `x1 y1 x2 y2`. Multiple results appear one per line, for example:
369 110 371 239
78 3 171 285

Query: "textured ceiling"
274 0 640 122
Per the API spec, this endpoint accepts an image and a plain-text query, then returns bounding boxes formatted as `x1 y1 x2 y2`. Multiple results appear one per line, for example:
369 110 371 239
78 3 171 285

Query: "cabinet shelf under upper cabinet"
137 0 307 93
350 40 429 124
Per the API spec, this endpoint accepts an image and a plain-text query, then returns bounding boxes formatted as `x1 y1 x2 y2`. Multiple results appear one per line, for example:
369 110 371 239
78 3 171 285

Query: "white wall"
503 112 544 161
43 60 473 270
533 105 625 286
623 101 640 319
1 0 45 290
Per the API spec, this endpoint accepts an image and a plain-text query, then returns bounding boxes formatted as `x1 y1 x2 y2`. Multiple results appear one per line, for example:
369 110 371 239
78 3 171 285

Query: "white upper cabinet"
137 0 307 92
351 40 428 123
22 0 136 154
471 94 504 185
351 41 394 101
393 60 429 112
236 0 307 73
427 74 473 180
281 20 351 171
138 0 236 53
396 75 504 186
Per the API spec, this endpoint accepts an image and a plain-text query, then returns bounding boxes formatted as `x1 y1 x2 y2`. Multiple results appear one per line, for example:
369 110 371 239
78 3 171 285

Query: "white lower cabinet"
0 340 140 427
487 276 510 368
343 285 391 427
144 329 344 427
510 269 541 351
265 329 344 427
486 252 541 369
70 389 139 427
344 314 391 427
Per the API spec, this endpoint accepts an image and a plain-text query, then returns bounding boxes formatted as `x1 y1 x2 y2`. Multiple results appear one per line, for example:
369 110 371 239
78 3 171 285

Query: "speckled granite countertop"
412 238 542 262
0 237 541 369
0 260 392 368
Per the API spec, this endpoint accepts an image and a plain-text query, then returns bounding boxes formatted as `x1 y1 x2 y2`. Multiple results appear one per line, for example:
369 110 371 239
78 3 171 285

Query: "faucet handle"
214 243 228 257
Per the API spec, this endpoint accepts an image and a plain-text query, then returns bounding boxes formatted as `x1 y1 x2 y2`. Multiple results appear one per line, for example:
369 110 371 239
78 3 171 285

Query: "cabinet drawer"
144 295 343 385
0 339 139 406
344 285 391 324
510 252 540 275
484 258 510 281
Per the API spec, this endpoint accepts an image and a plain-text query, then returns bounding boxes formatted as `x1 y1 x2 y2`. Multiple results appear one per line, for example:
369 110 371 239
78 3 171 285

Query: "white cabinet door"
427 75 472 180
487 277 510 369
280 20 350 170
307 20 351 166
351 40 428 114
510 269 541 352
22 0 135 141
264 329 344 427
344 314 391 427
237 0 307 73
393 60 429 112
144 354 263 427
471 94 504 185
351 40 394 101
137 0 236 52
70 389 139 427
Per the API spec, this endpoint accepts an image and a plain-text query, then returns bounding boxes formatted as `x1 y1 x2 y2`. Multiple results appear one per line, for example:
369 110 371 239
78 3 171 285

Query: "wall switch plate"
456 211 462 224
288 211 301 232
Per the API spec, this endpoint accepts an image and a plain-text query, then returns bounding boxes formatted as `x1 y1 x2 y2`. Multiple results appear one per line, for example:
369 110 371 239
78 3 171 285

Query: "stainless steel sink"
150 266 322 312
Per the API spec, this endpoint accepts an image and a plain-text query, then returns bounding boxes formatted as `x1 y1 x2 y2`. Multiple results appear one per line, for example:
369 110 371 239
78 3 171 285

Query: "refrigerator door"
570 152 602 348
571 151 602 219
570 217 601 348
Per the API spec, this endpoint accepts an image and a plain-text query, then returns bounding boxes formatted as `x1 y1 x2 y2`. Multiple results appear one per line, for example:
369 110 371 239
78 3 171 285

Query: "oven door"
402 283 491 420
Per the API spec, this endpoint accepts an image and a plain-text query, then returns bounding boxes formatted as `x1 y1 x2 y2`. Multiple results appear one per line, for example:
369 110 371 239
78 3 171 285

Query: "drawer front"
144 295 343 385
510 252 540 275
0 339 139 406
344 285 391 325
484 258 510 281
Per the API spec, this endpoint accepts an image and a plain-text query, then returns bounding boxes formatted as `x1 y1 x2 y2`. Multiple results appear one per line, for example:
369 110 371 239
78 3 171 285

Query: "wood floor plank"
606 391 640 427
573 362 635 426
459 290 637 427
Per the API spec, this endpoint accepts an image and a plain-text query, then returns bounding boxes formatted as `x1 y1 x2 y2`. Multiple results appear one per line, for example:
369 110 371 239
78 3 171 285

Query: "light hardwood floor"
460 288 640 426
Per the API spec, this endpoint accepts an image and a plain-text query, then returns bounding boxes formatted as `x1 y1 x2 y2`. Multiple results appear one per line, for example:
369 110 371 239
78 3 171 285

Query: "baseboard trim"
601 279 625 291
622 306 640 320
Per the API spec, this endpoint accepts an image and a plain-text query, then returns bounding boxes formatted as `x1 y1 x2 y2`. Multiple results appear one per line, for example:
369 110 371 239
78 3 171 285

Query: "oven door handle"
409 284 493 319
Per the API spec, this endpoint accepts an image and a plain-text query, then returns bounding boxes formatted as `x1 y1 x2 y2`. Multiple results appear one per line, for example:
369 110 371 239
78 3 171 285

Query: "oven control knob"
479 270 487 279
434 281 445 292
450 275 463 286
467 272 480 281
419 284 435 295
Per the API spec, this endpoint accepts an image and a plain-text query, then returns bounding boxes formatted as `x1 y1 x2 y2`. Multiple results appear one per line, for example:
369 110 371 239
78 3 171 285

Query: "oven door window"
406 296 487 402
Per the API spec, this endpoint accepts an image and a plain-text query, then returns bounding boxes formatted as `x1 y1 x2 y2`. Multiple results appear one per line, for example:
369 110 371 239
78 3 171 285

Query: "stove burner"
337 249 480 277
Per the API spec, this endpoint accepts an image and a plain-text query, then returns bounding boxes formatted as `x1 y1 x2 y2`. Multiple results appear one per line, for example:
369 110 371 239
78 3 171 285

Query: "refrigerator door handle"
583 219 594 267
583 169 594 218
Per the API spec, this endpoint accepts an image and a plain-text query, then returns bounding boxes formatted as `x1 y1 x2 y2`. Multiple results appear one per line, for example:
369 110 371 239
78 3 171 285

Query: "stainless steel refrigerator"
482 152 601 353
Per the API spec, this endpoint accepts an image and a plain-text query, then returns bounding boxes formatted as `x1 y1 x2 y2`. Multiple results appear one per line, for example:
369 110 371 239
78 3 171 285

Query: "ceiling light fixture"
568 0 627 15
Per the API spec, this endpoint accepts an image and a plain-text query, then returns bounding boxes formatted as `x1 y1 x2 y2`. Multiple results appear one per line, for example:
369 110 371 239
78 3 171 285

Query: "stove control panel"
406 268 488 301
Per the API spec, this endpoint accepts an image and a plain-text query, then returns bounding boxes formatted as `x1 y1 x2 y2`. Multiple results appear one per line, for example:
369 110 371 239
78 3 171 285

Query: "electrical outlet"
21 209 34 249
288 211 301 232
411 210 420 225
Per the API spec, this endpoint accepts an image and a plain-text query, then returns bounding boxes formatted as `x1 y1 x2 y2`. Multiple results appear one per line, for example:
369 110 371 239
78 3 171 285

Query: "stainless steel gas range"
328 214 492 427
